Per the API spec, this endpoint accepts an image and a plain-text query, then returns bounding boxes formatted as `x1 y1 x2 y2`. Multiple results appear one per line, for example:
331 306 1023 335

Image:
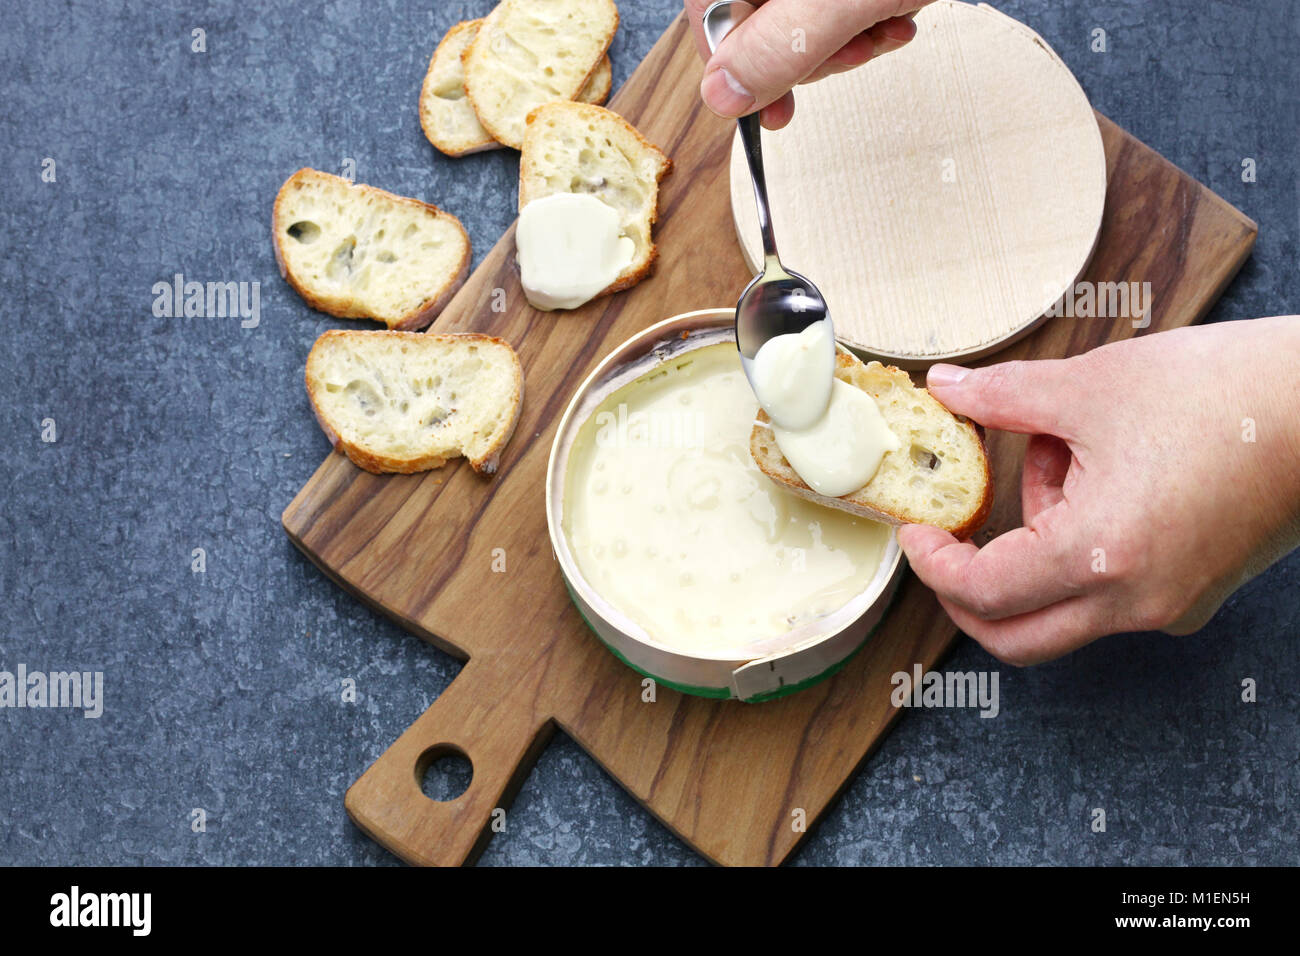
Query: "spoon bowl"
735 266 830 359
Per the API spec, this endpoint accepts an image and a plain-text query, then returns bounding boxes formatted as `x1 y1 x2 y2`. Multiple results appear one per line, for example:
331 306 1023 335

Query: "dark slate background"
1 0 1296 866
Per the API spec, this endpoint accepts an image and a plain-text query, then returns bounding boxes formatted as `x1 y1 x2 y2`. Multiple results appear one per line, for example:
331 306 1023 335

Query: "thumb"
701 1 923 118
925 359 1080 438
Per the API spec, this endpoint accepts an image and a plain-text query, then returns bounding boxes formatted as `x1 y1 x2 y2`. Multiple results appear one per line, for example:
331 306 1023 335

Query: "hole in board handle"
416 745 473 803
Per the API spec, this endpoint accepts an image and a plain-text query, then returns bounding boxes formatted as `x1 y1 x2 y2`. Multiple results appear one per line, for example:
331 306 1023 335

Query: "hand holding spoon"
703 0 837 430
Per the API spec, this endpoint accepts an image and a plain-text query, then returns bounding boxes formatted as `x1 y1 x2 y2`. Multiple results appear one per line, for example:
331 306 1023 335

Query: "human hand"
685 0 932 129
897 317 1300 665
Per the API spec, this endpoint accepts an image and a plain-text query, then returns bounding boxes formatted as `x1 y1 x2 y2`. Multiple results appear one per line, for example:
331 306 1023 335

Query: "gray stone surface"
0 0 1295 866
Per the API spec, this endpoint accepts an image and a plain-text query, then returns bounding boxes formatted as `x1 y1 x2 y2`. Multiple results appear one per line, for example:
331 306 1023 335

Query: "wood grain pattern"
282 13 1257 866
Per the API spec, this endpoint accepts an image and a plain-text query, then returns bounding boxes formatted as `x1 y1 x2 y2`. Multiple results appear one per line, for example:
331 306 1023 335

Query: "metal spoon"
702 0 835 421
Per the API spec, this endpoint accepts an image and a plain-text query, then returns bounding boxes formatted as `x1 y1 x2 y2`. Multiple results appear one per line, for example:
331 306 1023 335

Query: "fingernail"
928 364 971 388
880 15 918 40
872 35 908 55
702 67 755 117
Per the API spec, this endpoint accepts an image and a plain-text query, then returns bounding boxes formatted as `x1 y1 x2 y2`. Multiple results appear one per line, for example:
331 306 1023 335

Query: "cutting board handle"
344 657 550 866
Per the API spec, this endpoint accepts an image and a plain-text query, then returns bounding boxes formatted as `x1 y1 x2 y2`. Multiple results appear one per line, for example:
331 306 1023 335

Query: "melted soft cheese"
563 344 890 655
752 318 902 497
516 193 635 311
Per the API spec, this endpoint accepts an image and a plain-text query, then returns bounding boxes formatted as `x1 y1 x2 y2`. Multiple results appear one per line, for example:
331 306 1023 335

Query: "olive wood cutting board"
281 12 1257 866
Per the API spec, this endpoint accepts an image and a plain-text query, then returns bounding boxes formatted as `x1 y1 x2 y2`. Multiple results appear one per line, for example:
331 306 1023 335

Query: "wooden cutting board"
282 13 1256 866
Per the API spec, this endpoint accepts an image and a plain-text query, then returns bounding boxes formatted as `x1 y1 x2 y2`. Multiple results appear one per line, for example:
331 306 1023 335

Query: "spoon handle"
737 111 779 264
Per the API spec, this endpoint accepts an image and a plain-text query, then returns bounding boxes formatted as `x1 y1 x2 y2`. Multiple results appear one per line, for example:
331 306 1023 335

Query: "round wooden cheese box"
729 0 1107 367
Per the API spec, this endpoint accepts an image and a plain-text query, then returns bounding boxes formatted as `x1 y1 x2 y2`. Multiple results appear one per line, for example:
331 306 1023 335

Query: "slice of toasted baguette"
581 53 614 107
518 102 672 302
463 0 619 150
305 330 523 476
273 169 470 331
751 353 993 538
421 19 613 157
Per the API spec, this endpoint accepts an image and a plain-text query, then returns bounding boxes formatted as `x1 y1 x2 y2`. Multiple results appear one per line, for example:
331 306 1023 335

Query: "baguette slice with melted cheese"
751 353 993 538
518 102 672 303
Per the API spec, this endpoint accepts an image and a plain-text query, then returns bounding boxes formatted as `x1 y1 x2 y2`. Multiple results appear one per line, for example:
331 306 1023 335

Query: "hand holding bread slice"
751 352 993 538
306 330 523 476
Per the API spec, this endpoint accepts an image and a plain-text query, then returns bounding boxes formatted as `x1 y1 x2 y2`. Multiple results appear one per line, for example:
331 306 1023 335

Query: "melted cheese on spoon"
751 318 901 497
